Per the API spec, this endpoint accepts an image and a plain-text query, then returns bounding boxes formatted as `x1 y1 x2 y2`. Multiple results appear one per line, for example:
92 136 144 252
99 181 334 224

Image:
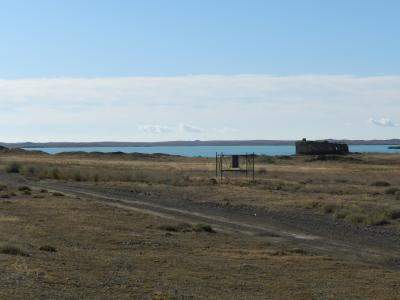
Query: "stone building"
295 138 349 155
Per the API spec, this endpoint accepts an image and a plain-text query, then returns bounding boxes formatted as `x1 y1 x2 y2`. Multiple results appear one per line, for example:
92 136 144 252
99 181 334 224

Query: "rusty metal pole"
220 153 223 181
252 152 255 181
215 152 218 178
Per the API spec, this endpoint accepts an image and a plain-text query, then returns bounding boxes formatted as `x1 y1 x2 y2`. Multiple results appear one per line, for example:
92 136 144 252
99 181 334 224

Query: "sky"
0 0 399 142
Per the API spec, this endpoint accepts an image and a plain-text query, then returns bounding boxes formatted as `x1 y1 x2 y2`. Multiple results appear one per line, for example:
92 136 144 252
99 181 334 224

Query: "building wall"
295 141 349 155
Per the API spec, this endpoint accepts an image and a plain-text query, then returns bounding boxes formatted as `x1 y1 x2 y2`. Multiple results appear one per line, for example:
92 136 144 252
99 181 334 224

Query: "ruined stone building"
295 139 349 155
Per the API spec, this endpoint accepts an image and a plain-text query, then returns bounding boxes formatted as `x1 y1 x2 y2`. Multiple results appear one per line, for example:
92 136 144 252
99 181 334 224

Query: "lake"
23 145 400 157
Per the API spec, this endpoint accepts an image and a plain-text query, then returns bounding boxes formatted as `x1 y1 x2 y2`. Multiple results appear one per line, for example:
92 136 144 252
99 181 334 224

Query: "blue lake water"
23 145 400 157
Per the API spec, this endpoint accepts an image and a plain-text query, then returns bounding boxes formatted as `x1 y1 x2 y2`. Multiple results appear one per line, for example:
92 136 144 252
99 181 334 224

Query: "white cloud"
0 75 399 141
369 118 397 127
138 125 173 134
178 123 202 133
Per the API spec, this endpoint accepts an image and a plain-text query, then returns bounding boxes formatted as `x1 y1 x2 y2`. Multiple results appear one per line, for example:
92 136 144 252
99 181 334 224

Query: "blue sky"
0 0 399 142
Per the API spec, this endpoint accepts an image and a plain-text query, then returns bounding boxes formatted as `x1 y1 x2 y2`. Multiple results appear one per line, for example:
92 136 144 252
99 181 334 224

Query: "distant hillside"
1 139 400 148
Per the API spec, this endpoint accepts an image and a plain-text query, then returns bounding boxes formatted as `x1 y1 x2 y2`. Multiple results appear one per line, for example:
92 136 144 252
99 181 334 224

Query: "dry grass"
2 152 400 230
0 191 399 299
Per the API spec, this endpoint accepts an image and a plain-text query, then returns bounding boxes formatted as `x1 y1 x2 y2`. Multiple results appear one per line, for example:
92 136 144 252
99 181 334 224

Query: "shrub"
52 192 64 197
192 224 215 233
208 178 218 185
364 214 390 226
386 209 400 220
158 225 179 232
334 210 349 219
6 162 22 173
39 245 57 252
345 214 364 224
290 248 307 255
158 223 215 233
93 174 100 182
25 166 37 176
385 187 400 195
371 181 391 187
0 244 30 257
336 179 349 184
323 203 338 214
158 223 192 232
74 172 82 182
18 186 31 192
51 168 60 180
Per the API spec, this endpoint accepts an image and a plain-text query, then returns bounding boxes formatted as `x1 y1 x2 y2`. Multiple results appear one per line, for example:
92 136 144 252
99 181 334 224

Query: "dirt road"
2 171 400 269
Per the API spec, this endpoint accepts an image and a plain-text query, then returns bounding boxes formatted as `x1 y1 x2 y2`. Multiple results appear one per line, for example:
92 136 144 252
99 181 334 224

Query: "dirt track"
3 171 399 269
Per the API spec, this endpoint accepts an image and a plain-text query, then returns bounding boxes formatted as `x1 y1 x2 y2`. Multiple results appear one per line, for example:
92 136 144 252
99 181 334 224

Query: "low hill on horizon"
1 139 400 148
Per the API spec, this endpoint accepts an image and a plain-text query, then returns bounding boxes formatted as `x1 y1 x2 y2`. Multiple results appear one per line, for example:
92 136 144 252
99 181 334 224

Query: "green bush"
6 162 22 173
345 214 364 224
386 209 400 220
364 214 390 226
18 186 31 192
334 210 350 219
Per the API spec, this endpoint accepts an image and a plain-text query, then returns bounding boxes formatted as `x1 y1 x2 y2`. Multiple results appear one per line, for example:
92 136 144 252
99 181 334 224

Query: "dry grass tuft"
52 192 65 197
6 162 22 173
0 243 30 257
370 181 391 187
158 223 215 233
39 245 57 252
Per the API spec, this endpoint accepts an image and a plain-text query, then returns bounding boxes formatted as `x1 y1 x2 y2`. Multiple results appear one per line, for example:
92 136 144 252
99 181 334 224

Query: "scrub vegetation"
1 150 400 298
3 151 400 229
0 183 399 299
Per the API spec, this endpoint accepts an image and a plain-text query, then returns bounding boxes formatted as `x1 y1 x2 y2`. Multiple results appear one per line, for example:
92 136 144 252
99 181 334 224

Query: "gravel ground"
15 175 400 269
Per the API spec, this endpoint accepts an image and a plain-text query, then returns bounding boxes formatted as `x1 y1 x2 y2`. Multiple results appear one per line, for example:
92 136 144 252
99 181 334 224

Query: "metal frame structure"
215 152 255 181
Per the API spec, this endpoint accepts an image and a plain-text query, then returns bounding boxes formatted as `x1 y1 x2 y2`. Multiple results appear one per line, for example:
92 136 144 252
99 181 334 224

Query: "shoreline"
2 139 400 149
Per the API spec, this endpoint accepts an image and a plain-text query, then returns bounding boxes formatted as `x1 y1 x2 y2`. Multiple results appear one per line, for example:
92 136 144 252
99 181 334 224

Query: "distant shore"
1 139 400 148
